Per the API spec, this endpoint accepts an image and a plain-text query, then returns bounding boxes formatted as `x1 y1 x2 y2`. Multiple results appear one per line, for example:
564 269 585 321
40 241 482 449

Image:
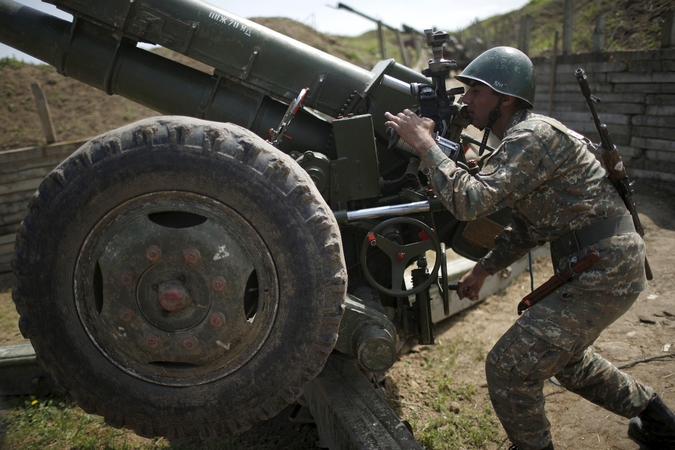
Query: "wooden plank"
0 189 35 206
0 242 14 257
43 139 86 157
0 167 53 185
0 147 44 165
0 154 66 175
0 253 12 274
0 178 43 197
0 224 20 237
31 83 58 145
0 234 16 246
0 200 29 217
0 211 26 227
0 139 84 165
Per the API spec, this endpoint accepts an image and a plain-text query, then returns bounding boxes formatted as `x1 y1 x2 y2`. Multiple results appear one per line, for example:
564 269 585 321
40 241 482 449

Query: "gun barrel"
0 0 429 154
575 68 593 100
381 75 414 97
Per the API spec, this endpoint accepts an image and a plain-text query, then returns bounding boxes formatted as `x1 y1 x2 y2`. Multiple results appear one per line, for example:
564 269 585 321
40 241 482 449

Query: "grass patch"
415 401 500 449
389 338 503 449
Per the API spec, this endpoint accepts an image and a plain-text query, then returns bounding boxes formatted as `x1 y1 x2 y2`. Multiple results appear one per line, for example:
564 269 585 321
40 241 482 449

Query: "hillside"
461 0 674 57
0 15 409 151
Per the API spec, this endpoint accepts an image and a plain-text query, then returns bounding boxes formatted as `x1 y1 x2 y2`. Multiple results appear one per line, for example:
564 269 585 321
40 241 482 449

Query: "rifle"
575 68 653 280
518 250 600 315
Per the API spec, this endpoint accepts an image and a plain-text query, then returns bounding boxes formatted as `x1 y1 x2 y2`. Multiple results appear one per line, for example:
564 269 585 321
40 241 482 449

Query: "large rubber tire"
12 117 347 439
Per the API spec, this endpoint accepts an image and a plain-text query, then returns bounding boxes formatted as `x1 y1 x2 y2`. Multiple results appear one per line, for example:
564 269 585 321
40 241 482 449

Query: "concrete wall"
531 48 675 185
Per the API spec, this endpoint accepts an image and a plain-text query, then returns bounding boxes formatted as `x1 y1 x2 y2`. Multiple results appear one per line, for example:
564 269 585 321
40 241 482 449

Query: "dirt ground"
0 179 672 450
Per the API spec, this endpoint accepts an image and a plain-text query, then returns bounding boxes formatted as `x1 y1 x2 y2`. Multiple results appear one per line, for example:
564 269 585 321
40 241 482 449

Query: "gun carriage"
0 0 510 440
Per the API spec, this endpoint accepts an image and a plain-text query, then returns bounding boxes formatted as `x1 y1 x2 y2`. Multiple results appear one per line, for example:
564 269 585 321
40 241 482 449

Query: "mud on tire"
12 116 347 438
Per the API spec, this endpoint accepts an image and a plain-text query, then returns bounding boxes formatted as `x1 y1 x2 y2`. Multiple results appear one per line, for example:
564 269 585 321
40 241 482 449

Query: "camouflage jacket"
419 109 647 295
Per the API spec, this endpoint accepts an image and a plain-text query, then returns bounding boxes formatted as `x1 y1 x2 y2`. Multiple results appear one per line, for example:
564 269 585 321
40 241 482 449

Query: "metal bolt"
119 308 134 321
146 334 160 349
146 245 162 261
211 276 226 291
119 271 134 286
184 248 201 265
183 336 198 350
157 280 191 312
209 312 226 327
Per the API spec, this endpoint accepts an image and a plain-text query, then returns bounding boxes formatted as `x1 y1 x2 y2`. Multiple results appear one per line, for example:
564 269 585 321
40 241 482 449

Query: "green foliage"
0 57 27 69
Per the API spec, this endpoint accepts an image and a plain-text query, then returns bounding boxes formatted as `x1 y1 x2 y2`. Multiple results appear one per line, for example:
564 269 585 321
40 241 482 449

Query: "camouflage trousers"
485 287 654 450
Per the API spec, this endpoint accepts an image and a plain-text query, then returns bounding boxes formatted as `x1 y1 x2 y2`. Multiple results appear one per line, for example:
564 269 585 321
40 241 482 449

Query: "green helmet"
455 46 535 108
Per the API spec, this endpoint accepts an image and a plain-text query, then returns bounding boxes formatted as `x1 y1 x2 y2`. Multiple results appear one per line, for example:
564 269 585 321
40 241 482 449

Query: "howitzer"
575 68 652 280
0 0 510 439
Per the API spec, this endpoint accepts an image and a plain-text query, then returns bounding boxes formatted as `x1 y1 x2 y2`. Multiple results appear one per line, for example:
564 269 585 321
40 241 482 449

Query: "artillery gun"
0 0 509 441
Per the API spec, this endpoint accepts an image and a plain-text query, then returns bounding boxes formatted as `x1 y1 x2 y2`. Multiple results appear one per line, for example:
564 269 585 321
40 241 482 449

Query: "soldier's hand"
458 262 489 301
384 109 436 159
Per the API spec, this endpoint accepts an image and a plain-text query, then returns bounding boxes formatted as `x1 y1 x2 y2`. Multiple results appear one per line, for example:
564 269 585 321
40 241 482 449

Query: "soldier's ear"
502 95 517 107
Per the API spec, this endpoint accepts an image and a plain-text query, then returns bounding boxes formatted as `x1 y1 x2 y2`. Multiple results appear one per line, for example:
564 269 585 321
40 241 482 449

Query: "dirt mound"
0 63 158 151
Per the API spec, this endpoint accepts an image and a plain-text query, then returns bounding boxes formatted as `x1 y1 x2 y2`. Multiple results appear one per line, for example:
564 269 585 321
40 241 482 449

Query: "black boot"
628 394 675 449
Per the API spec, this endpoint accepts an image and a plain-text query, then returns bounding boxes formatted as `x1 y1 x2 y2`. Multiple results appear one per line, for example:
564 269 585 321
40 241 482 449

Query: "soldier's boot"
627 394 675 450
507 442 554 450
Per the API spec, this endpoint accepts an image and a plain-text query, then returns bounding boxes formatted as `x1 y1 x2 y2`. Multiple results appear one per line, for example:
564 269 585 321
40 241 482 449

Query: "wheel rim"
74 191 279 387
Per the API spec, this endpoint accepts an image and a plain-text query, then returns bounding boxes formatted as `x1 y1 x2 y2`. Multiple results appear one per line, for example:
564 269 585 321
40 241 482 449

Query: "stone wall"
531 48 675 185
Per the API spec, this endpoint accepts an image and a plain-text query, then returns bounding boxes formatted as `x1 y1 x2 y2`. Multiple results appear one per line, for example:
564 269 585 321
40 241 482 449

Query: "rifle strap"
551 215 635 258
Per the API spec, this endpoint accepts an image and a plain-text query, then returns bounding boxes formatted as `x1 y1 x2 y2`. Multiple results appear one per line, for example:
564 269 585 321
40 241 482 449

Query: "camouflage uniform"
419 109 653 450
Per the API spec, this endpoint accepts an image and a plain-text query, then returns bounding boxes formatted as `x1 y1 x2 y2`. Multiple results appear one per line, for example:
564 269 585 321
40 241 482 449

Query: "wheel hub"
75 192 279 386
157 280 190 312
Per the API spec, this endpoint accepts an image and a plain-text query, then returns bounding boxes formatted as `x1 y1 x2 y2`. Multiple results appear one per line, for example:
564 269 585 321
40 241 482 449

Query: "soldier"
384 46 675 450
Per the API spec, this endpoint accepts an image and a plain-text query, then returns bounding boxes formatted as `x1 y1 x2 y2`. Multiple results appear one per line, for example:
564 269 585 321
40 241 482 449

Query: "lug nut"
183 336 198 350
209 312 226 327
211 276 226 291
119 271 134 286
146 245 162 261
184 248 201 265
119 308 135 321
146 334 160 349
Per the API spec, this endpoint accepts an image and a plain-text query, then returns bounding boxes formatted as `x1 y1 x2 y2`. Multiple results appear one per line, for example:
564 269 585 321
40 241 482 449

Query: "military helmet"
455 46 535 108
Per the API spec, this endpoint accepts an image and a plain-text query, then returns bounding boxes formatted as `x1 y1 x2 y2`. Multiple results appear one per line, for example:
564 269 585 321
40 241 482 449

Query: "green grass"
0 394 251 449
385 338 503 449
415 402 500 449
0 58 27 69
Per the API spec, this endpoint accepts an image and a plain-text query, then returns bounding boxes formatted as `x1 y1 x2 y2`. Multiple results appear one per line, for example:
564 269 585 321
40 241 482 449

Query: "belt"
551 215 635 257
